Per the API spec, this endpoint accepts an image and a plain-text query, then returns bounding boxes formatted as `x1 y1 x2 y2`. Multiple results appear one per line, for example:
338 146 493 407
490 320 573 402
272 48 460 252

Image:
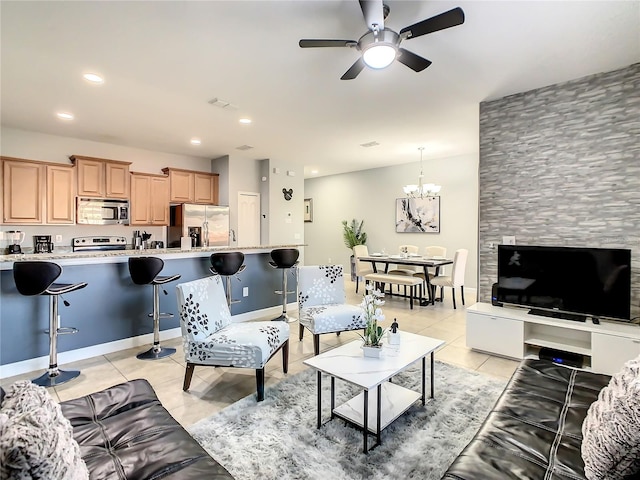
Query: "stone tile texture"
479 63 640 319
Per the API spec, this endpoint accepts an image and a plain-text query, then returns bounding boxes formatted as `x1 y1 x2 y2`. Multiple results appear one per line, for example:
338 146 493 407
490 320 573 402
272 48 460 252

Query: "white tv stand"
466 302 640 375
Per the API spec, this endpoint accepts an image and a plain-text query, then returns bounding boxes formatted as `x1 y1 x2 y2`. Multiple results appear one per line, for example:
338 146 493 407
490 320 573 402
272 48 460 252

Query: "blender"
7 230 25 254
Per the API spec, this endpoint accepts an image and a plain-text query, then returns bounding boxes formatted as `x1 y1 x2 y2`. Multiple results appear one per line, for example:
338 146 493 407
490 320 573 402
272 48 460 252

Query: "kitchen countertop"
0 244 305 269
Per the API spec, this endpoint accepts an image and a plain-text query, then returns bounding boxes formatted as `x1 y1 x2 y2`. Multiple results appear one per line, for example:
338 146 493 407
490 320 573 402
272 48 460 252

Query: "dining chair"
297 265 365 355
415 246 447 298
430 249 468 309
353 244 374 294
387 244 420 293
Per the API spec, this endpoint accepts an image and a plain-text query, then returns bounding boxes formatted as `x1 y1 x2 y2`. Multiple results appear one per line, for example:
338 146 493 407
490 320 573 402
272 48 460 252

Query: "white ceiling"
1 1 638 178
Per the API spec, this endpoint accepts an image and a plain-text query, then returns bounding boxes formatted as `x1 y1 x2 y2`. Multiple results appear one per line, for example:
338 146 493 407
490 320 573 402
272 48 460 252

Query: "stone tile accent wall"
479 63 640 320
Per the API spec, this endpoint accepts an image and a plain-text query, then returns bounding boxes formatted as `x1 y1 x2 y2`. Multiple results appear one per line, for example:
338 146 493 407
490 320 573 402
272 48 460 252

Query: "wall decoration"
396 197 440 233
304 198 313 222
282 188 293 201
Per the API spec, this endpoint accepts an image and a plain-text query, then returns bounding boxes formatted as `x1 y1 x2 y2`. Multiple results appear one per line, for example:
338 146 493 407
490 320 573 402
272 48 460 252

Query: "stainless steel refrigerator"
167 204 230 248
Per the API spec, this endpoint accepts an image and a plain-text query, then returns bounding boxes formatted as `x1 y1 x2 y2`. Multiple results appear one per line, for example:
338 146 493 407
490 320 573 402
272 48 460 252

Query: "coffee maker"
188 226 201 248
34 235 54 254
7 230 25 254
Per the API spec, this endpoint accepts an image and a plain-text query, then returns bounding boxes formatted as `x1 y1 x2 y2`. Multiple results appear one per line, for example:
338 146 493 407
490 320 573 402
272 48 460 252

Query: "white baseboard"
0 303 297 379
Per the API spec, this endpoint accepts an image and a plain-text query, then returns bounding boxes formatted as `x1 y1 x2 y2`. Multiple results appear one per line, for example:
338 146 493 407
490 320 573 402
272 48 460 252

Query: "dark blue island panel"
0 253 297 366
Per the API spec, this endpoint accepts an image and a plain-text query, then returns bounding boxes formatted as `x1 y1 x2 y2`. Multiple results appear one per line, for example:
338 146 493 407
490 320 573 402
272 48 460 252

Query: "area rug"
189 361 508 480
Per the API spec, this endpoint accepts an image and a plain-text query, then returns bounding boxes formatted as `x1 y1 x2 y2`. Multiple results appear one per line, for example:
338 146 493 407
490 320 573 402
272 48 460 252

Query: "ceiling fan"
299 0 464 80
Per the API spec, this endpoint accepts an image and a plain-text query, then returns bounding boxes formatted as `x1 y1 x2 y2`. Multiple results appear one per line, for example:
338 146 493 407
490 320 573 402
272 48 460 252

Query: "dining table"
359 254 453 306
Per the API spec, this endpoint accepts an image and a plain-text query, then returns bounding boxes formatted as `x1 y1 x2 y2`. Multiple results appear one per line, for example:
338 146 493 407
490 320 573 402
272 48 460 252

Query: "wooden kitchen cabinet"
2 157 44 224
71 155 131 199
46 164 75 224
2 157 75 225
130 172 169 225
194 172 219 204
162 167 219 204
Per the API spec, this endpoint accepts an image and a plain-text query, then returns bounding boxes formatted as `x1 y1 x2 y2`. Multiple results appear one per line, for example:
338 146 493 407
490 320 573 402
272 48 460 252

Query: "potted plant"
342 219 367 281
358 285 386 358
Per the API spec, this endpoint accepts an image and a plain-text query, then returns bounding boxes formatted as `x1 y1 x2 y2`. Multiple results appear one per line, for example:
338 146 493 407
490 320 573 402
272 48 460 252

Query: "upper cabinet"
70 155 131 199
130 172 170 226
161 167 219 204
2 157 75 225
46 164 75 224
2 158 44 224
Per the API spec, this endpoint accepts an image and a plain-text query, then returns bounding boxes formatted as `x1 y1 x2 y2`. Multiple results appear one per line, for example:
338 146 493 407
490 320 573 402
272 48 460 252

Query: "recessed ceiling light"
239 118 252 125
190 138 201 146
83 73 104 84
56 112 74 120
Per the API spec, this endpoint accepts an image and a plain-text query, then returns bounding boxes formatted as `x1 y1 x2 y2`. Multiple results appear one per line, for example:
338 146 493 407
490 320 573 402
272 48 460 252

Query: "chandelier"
403 147 441 198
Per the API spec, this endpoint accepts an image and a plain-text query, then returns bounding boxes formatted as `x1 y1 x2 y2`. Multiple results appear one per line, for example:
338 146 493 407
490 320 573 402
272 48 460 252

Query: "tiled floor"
1 282 519 427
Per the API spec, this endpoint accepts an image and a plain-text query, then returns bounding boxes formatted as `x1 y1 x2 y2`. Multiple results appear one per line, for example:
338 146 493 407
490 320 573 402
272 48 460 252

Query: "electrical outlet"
55 234 63 243
243 287 249 297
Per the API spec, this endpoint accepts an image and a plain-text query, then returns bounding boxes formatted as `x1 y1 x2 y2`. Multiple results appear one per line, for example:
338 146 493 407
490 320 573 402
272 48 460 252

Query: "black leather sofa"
442 359 612 480
61 379 233 479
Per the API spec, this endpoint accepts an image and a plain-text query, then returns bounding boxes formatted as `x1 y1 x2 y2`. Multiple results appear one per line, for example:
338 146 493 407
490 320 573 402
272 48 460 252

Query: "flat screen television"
496 245 631 322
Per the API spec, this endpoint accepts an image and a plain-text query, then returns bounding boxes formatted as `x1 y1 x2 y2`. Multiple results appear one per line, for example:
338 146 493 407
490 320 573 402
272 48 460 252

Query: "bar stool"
269 248 299 322
128 257 181 360
210 252 246 308
13 261 87 387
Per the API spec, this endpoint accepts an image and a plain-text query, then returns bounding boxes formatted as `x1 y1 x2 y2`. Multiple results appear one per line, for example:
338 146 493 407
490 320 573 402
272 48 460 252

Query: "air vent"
235 145 253 151
208 97 239 110
360 141 380 148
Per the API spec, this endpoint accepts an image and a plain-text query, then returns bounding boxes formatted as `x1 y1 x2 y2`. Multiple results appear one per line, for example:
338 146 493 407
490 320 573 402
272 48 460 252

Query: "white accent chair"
430 248 468 309
298 265 365 355
176 275 289 402
353 245 374 294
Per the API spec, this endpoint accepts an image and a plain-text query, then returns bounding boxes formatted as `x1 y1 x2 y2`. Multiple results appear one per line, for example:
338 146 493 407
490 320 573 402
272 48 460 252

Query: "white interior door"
237 192 260 247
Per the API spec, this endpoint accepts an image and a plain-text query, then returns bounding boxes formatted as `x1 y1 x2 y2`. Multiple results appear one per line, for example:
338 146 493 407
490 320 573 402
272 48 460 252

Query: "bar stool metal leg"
225 276 233 308
137 284 176 360
32 295 80 387
274 268 296 323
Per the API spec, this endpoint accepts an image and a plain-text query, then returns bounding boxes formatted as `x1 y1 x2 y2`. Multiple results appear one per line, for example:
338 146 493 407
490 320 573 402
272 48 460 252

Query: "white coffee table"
303 331 445 453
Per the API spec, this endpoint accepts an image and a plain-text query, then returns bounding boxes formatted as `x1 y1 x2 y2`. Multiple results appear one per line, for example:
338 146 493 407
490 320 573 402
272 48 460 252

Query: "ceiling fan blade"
399 7 465 40
299 39 356 48
397 48 432 72
359 0 384 31
341 58 366 80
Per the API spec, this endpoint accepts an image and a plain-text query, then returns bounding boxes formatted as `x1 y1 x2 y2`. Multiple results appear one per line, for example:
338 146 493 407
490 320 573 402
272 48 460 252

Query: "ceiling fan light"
362 44 396 69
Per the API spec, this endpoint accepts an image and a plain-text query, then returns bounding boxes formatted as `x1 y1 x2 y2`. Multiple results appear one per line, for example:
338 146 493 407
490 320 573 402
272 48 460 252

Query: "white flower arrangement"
358 284 386 347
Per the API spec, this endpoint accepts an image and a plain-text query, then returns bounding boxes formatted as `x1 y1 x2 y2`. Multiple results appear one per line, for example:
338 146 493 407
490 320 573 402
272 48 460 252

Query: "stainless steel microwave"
77 198 130 225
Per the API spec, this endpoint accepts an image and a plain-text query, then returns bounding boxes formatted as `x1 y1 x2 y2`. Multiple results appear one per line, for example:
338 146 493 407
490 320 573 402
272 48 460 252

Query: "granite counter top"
0 244 305 269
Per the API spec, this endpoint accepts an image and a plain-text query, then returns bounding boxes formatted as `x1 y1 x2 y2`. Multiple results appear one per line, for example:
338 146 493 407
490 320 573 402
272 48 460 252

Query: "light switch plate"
243 287 249 297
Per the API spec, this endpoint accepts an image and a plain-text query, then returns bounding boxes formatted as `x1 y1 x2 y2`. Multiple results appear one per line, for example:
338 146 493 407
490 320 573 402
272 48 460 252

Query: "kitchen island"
0 244 304 377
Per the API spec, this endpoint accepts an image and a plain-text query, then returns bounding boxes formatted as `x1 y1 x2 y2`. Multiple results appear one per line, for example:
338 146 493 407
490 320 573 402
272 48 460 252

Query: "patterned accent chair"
298 265 365 355
176 275 289 402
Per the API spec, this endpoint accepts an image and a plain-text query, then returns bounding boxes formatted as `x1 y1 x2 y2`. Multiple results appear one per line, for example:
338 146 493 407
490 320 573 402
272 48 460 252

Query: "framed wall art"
304 198 313 222
396 197 440 233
